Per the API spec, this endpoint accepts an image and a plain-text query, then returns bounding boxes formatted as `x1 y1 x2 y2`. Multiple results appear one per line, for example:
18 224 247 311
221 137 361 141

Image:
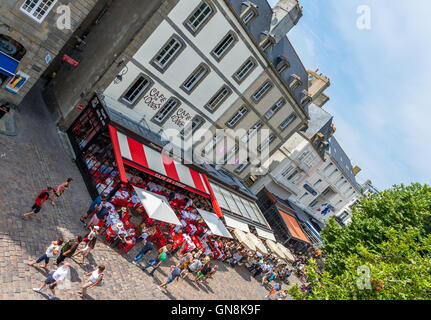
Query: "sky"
267 0 431 190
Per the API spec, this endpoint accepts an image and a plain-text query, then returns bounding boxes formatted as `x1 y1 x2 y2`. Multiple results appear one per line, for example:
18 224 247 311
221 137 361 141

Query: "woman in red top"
51 178 73 206
22 187 54 220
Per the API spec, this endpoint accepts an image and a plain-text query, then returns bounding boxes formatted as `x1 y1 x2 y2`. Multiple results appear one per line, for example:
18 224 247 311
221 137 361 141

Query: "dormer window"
289 74 302 90
241 6 258 26
276 56 290 74
300 90 312 106
260 35 275 53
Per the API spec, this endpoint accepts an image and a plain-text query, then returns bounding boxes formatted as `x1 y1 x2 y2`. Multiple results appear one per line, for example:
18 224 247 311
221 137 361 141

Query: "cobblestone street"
0 84 300 300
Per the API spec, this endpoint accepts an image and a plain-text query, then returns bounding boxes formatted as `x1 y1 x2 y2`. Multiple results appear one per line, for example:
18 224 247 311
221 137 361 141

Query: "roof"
303 103 334 139
278 209 310 243
327 136 361 192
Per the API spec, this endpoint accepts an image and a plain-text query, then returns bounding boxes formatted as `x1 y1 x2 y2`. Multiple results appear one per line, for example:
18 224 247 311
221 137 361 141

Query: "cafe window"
20 0 57 23
121 74 153 107
152 97 180 125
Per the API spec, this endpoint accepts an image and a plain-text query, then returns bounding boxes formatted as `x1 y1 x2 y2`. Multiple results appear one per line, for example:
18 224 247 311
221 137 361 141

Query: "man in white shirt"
33 263 71 299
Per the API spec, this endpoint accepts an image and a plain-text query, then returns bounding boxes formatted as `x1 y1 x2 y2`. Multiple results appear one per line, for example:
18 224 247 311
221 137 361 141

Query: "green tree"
289 183 431 300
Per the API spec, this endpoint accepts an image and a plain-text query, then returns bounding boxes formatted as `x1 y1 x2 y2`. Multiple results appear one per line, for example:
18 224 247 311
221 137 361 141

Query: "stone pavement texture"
0 82 302 300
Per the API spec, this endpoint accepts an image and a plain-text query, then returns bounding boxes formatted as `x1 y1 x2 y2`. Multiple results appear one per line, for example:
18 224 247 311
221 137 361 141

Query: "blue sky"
268 0 431 190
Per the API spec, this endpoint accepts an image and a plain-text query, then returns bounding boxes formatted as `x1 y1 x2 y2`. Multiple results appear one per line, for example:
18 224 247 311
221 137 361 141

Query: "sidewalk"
0 108 17 136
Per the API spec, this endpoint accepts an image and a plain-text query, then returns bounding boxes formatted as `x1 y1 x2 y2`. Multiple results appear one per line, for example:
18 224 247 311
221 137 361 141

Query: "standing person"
22 187 54 220
132 228 156 265
33 263 71 300
27 238 64 269
183 257 202 279
54 236 82 265
142 249 167 276
80 195 103 224
159 264 182 290
194 262 212 282
86 205 109 230
77 265 105 298
265 281 282 299
73 237 97 265
0 102 10 119
51 178 73 206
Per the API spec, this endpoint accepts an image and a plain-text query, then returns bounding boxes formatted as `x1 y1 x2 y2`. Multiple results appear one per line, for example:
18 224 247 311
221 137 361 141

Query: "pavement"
0 82 302 300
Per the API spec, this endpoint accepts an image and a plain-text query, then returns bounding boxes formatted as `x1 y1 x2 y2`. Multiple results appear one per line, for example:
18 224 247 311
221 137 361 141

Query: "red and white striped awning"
108 125 211 198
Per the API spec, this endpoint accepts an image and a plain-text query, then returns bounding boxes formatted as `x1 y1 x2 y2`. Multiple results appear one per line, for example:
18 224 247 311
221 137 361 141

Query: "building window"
282 165 295 177
184 1 215 35
211 31 237 62
257 134 275 153
121 74 153 107
181 63 210 94
241 121 263 143
324 163 333 172
226 106 248 128
328 168 339 178
240 6 258 25
180 115 205 139
151 35 185 73
252 81 272 102
297 150 311 162
309 199 319 208
235 161 250 174
260 36 275 52
225 145 239 163
233 57 257 84
20 0 57 23
265 98 285 120
276 59 290 74
152 97 180 125
289 75 302 90
299 192 309 202
344 186 353 195
205 85 232 112
287 169 299 181
280 113 297 130
301 96 312 106
202 134 223 155
313 179 322 188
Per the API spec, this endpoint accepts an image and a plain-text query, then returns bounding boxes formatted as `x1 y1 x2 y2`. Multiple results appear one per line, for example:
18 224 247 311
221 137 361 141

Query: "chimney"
353 166 361 176
270 0 303 43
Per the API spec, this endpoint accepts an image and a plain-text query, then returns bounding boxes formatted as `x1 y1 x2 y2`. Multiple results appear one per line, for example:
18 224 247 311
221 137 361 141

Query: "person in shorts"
33 263 71 300
159 264 182 290
194 262 212 282
80 195 103 224
22 187 54 220
51 178 73 206
27 238 63 269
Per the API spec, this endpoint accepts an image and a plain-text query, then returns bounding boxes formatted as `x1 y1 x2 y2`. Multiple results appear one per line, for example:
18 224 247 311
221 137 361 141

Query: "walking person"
33 263 71 300
142 249 167 276
80 195 103 224
22 187 54 220
51 178 73 206
27 238 64 269
77 265 105 298
73 237 97 265
159 264 182 290
132 228 156 265
0 102 11 119
54 236 82 265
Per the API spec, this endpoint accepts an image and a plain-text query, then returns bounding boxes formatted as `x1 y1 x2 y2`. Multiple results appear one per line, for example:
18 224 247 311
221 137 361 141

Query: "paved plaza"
0 83 300 300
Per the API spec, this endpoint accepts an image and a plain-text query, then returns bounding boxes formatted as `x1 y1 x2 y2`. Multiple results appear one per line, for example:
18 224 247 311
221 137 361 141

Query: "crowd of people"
20 170 322 300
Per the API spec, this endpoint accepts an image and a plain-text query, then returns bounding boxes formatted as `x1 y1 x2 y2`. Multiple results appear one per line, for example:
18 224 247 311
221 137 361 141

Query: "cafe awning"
197 209 232 239
246 232 268 254
224 215 250 233
265 239 286 259
133 186 181 226
279 209 310 243
0 52 19 77
232 229 256 251
109 125 211 198
255 226 276 241
276 243 295 262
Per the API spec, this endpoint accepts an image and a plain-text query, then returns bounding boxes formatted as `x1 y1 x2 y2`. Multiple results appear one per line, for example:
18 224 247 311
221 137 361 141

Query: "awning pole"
202 175 223 218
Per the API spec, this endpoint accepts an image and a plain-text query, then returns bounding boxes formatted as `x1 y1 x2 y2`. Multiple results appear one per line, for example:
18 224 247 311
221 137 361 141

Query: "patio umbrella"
276 243 295 262
265 239 286 259
232 229 256 251
197 209 233 239
133 186 181 226
246 232 268 254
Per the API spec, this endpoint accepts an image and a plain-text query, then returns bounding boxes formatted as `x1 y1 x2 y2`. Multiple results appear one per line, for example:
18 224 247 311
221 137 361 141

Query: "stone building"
0 0 99 105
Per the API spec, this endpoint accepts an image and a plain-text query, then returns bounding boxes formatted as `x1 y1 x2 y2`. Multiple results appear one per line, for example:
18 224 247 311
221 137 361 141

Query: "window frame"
184 1 217 36
233 57 257 84
151 97 181 126
211 31 238 62
180 115 205 139
241 121 263 144
120 73 154 108
181 63 210 94
151 35 186 73
257 134 276 153
205 85 232 113
265 98 286 120
280 113 297 130
259 35 275 53
252 80 273 103
226 105 248 128
276 59 290 74
240 6 258 26
20 0 58 23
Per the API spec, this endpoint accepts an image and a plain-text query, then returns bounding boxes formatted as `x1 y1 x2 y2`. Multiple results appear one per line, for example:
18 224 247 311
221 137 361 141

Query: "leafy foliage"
289 183 431 300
